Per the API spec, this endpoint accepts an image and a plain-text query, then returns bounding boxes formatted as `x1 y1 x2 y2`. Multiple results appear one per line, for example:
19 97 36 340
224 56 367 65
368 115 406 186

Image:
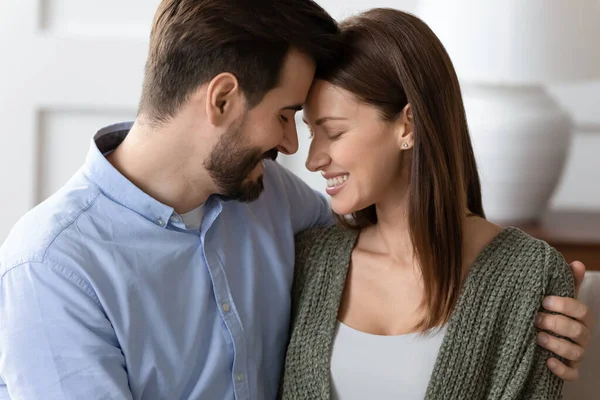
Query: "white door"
0 0 160 241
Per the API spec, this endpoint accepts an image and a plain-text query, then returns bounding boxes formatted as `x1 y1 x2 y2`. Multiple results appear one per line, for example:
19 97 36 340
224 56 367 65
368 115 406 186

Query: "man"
0 1 591 399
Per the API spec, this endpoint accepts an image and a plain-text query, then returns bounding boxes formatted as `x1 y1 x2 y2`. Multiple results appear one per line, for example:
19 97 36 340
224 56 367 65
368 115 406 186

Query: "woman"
280 8 577 400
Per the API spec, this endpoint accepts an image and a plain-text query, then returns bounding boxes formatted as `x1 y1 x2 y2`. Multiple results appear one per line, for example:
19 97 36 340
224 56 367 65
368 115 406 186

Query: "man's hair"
139 0 340 124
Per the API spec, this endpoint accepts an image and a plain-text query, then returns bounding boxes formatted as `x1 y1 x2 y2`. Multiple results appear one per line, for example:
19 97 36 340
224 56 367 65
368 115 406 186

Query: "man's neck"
106 118 216 214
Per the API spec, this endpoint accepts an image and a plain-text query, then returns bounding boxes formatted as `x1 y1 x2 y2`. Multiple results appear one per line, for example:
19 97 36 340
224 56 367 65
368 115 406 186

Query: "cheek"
245 118 282 149
332 135 400 209
336 134 396 178
265 120 286 147
326 142 374 212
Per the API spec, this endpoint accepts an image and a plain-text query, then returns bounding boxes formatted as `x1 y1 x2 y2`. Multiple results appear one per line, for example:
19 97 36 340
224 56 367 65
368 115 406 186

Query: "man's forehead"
278 51 316 87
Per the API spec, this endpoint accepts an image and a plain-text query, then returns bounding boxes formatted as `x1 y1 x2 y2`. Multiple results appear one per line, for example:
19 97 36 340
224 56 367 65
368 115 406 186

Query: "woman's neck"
365 193 414 265
365 191 487 268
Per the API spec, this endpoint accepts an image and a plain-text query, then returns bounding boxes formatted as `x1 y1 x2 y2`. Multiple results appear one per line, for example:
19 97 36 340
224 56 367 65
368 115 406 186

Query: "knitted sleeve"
290 228 324 324
278 229 321 400
519 245 575 400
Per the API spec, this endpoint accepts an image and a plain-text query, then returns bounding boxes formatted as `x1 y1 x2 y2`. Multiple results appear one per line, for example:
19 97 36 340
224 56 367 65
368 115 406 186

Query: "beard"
204 117 278 202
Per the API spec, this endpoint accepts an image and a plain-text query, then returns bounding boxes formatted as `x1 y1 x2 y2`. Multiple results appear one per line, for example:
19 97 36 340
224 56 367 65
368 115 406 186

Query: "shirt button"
157 218 165 227
170 215 182 223
236 373 244 382
222 303 230 313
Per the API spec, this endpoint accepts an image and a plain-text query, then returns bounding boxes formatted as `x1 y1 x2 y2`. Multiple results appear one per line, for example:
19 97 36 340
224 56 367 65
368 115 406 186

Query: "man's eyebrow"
281 104 304 111
303 116 348 125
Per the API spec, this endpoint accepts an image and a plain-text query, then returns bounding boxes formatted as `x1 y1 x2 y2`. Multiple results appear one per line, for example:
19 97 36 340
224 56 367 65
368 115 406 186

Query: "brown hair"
140 0 340 124
318 8 485 330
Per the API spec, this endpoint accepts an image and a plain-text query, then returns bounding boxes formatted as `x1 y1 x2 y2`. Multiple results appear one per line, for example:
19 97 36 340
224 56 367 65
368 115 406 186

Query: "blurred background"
0 0 599 242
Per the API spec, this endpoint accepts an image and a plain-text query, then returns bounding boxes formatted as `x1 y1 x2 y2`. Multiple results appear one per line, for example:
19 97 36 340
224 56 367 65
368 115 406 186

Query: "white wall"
279 0 600 211
0 0 159 241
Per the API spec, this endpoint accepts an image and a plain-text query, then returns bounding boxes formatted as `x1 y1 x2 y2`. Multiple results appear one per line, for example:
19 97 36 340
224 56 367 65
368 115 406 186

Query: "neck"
370 185 414 264
107 117 216 214
372 185 481 269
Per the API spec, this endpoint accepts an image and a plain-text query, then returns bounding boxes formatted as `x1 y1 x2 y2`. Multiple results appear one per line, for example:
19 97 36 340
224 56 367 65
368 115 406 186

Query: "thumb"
569 261 586 297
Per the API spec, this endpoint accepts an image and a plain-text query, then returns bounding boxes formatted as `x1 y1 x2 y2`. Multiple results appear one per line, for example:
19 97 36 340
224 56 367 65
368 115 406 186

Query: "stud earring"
402 142 409 148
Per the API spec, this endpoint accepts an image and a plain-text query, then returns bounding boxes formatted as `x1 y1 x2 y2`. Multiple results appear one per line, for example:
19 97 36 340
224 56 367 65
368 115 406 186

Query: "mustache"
262 148 278 161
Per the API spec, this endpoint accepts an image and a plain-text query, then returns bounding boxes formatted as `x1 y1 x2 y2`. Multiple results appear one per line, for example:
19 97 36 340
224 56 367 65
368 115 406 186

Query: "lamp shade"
416 0 600 84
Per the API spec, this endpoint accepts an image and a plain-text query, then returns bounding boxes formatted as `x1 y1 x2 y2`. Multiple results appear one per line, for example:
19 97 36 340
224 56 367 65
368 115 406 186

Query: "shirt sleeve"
519 246 575 400
0 262 133 400
268 161 335 234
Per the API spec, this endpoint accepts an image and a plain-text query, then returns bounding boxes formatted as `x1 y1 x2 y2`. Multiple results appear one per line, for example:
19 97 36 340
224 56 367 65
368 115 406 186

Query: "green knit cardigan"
279 226 574 400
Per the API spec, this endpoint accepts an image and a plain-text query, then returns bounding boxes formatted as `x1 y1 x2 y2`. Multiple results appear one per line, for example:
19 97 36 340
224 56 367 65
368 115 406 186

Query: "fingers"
569 261 586 297
546 357 580 381
535 312 590 347
542 296 591 327
537 332 585 363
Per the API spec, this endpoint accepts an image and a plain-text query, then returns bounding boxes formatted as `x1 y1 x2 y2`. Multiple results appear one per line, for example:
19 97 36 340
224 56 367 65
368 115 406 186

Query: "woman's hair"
318 8 485 330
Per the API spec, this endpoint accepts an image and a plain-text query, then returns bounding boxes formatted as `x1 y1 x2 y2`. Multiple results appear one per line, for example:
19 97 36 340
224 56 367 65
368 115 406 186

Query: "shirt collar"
82 121 176 228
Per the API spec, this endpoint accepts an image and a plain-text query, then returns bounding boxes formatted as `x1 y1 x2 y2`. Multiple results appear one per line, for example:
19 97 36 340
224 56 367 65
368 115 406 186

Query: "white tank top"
330 321 447 400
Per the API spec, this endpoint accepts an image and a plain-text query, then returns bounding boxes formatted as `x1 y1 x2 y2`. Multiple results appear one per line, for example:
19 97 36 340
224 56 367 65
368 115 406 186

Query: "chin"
330 199 357 216
331 193 376 217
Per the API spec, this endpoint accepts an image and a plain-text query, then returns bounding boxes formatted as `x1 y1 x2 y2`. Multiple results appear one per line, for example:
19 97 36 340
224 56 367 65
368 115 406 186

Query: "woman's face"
303 80 411 215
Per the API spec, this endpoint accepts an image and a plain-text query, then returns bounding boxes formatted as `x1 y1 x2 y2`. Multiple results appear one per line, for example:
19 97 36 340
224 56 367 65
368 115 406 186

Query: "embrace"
0 1 592 399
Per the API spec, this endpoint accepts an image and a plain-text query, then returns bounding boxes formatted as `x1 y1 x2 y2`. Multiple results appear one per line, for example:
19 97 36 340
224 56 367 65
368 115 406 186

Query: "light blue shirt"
0 122 333 400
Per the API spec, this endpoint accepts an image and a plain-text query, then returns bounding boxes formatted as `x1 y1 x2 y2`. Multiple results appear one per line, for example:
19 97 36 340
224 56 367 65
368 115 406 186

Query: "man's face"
205 48 316 202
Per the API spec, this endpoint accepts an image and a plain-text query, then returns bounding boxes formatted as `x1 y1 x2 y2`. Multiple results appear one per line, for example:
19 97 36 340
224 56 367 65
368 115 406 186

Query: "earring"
402 142 409 148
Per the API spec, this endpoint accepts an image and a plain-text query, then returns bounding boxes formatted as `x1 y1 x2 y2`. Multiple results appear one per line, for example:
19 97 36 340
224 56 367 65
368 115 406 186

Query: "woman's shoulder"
296 224 358 246
294 225 358 274
295 224 358 254
493 227 567 266
475 226 574 295
431 226 573 398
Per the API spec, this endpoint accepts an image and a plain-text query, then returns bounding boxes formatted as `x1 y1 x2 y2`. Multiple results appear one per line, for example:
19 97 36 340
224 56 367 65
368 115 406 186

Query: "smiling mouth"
326 174 349 188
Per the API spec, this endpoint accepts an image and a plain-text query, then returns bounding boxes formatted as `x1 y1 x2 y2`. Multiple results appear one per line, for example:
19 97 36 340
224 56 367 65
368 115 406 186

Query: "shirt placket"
200 201 250 400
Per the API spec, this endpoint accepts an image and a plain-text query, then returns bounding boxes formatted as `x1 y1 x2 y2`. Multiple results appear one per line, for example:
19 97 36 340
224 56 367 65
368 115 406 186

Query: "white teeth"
326 174 349 188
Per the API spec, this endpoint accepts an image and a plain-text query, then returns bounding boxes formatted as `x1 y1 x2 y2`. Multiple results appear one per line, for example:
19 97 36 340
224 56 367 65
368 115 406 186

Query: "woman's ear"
398 103 414 150
205 72 243 126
